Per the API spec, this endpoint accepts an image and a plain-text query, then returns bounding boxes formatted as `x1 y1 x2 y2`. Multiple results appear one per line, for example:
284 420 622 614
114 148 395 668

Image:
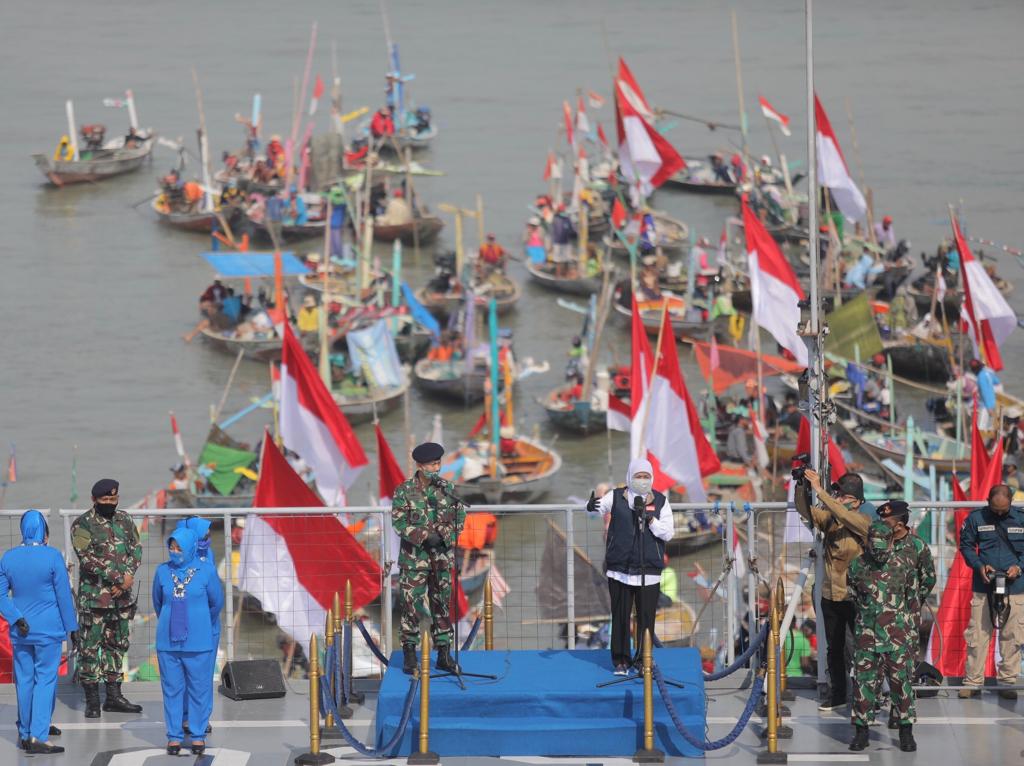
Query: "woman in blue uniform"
174 516 222 737
153 527 223 755
0 510 78 754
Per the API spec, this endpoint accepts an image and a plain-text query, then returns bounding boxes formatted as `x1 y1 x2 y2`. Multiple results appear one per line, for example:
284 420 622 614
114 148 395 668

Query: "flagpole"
730 11 752 170
805 0 829 696
637 298 671 456
319 197 333 388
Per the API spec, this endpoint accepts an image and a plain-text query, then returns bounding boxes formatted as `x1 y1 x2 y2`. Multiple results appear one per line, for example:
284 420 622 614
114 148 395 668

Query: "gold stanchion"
632 629 665 763
294 634 335 765
407 630 439 765
323 608 335 731
484 577 494 650
777 581 795 703
773 578 793 739
344 579 365 705
757 582 787 764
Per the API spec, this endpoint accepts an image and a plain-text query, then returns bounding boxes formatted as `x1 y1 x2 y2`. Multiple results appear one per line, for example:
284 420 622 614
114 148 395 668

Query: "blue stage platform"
375 648 705 758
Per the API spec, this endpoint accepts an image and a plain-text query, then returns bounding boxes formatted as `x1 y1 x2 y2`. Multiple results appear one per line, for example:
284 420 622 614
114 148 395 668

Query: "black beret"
91 478 120 498
411 442 444 464
878 500 910 519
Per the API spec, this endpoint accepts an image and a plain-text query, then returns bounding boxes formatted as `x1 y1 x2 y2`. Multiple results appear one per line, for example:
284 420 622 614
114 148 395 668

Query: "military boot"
898 724 916 752
849 724 869 751
887 708 899 730
435 645 460 673
402 644 417 675
103 681 143 713
83 683 102 718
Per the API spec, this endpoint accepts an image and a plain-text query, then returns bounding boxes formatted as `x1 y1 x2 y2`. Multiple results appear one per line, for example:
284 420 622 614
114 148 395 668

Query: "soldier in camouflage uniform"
847 501 936 754
71 479 143 718
391 442 466 675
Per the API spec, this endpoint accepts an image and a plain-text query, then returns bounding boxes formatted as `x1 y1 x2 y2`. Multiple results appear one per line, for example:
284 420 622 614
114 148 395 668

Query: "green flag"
197 441 258 496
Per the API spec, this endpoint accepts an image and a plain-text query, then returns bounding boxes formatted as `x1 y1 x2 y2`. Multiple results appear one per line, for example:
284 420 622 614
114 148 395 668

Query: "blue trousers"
158 650 213 742
182 631 218 724
12 641 61 742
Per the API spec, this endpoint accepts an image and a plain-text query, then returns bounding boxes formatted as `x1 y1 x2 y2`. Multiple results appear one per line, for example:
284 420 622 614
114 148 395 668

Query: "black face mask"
94 502 118 519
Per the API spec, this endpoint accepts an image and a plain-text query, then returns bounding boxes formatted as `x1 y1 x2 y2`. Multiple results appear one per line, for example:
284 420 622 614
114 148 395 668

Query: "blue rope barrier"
319 641 419 758
355 619 392 666
703 621 769 681
461 616 482 651
653 663 764 751
342 621 353 705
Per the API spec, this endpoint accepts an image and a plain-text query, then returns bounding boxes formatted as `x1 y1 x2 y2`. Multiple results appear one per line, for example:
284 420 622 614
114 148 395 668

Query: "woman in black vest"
587 457 675 675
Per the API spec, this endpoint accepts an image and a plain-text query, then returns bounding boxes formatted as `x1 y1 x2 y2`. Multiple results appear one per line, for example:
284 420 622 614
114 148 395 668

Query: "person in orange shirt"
477 233 507 278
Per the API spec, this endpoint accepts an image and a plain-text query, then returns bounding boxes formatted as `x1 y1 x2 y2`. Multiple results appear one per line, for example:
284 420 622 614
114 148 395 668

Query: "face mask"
424 470 441 482
197 536 211 554
169 550 185 566
866 522 893 565
95 502 117 519
630 477 653 497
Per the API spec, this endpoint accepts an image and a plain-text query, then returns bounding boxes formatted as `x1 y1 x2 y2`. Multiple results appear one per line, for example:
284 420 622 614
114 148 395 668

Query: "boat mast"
65 100 79 161
191 68 215 214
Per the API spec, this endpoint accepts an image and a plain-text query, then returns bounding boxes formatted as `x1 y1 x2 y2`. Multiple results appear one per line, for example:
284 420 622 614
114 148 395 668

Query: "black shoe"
435 645 460 673
818 696 846 711
402 643 417 675
102 681 143 714
83 682 102 719
849 724 869 752
898 723 917 752
167 742 181 755
17 738 28 750
26 739 65 754
887 708 899 730
191 741 206 755
999 688 1019 701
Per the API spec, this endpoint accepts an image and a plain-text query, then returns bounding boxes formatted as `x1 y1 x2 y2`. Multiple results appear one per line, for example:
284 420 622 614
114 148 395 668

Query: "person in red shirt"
477 233 507 278
370 107 395 139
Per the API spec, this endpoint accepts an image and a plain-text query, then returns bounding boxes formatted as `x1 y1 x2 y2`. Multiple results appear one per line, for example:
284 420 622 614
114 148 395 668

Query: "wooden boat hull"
252 220 327 244
199 327 316 362
152 198 217 232
414 279 520 320
541 388 607 436
372 216 444 245
665 527 721 555
837 419 963 473
606 211 690 257
32 139 154 186
454 437 561 504
413 358 488 404
524 259 604 296
333 378 409 424
612 288 709 340
165 489 255 509
664 161 738 195
884 342 952 384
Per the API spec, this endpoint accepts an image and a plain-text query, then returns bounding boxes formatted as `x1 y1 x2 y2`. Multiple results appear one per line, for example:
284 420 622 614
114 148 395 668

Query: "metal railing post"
223 509 234 662
382 507 394 659
725 502 736 666
747 506 758 671
564 507 576 650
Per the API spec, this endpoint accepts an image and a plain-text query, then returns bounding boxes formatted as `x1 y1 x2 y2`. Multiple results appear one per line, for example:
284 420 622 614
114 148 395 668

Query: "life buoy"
729 312 746 341
53 135 74 161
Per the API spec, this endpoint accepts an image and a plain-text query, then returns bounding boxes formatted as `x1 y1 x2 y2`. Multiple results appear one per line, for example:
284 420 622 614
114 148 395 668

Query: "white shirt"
593 489 675 586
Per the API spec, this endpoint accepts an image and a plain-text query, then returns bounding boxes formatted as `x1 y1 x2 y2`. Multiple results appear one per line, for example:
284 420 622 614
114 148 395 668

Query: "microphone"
633 495 646 528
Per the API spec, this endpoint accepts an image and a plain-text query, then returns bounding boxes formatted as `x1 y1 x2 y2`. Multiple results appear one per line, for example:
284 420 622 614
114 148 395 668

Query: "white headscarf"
626 457 654 501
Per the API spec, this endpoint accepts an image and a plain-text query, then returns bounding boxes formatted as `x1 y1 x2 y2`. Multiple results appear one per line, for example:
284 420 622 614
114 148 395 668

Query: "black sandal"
167 742 181 755
191 741 206 755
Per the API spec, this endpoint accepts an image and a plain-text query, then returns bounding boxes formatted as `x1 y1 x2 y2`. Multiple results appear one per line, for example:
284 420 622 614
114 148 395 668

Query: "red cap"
883 215 893 225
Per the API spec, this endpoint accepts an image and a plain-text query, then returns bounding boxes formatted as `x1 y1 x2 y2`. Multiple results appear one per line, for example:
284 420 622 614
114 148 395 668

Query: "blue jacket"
152 528 224 652
175 517 222 640
959 505 1024 594
0 511 78 644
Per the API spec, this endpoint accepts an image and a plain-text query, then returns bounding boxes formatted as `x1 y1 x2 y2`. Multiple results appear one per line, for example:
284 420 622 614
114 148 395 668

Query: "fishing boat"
372 214 444 245
199 326 317 362
452 436 562 504
524 258 606 296
836 406 968 473
332 372 410 424
612 281 709 339
415 274 521 320
883 340 953 384
163 425 258 509
541 386 607 436
151 196 218 232
605 211 690 257
907 278 1014 318
413 357 489 404
34 133 154 186
664 156 739 195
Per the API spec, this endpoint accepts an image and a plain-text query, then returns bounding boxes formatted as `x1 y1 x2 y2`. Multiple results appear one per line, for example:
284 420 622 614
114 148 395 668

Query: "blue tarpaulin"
200 252 310 277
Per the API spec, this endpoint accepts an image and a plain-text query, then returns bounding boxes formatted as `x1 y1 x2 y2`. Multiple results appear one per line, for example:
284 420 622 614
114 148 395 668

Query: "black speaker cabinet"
219 659 286 700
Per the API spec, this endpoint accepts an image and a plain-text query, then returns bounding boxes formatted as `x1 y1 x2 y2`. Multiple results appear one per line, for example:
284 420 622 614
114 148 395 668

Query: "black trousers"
820 597 857 700
608 578 660 666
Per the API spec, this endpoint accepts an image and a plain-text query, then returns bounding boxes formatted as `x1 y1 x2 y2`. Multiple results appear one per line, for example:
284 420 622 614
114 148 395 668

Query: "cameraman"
795 468 871 711
958 484 1024 700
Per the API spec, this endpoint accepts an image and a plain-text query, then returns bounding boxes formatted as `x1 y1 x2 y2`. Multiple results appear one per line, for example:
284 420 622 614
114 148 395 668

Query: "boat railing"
22 501 989 685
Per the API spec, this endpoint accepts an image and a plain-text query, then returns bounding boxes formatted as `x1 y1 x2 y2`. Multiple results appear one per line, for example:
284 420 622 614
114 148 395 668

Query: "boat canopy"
201 252 309 277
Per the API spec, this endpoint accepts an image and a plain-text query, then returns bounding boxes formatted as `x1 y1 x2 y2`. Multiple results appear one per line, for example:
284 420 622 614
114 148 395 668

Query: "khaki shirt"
795 486 870 601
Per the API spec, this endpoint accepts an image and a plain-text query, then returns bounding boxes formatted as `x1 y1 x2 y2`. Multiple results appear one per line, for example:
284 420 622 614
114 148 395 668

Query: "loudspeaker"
218 660 286 700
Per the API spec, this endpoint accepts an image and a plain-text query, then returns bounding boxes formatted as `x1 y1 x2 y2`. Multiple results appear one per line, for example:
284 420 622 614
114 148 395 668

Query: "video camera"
791 452 811 484
993 570 1008 598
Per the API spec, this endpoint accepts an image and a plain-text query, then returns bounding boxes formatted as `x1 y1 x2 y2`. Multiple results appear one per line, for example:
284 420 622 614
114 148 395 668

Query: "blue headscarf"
20 509 48 545
167 528 198 643
176 517 212 557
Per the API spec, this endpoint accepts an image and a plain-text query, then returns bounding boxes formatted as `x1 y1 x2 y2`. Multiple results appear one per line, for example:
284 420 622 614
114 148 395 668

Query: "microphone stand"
430 480 496 689
598 492 684 689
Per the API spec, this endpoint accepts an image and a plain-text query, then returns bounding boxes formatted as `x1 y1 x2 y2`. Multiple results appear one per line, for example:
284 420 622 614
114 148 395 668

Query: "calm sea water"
2 0 1023 511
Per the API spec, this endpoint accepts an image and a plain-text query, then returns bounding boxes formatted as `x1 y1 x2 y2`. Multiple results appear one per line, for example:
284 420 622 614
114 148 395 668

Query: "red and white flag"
587 90 606 109
814 95 866 222
795 416 848 479
758 95 791 137
576 94 591 138
716 224 729 267
615 74 684 200
280 324 368 504
562 100 575 150
610 197 628 231
636 308 721 500
375 424 406 575
543 150 561 182
935 265 948 303
596 123 609 152
616 58 656 124
239 435 382 646
308 74 325 116
742 194 808 366
953 215 1015 371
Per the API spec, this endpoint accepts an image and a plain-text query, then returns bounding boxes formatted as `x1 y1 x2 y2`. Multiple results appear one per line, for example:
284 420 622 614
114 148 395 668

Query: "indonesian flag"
636 307 721 499
543 150 561 181
576 94 591 138
616 58 656 124
615 76 684 200
606 392 631 432
927 405 1003 677
758 95 791 137
742 194 808 366
588 90 606 109
376 424 405 575
308 74 325 116
280 324 368 504
597 123 609 153
953 215 1015 371
814 95 866 222
563 100 575 150
239 435 382 646
610 197 628 230
935 266 948 303
795 416 848 479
